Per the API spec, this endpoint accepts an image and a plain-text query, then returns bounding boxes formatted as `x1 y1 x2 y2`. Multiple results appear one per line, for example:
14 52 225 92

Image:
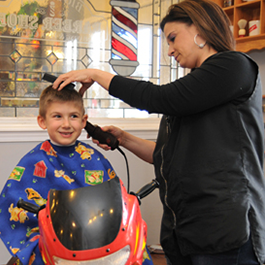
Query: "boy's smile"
37 101 87 146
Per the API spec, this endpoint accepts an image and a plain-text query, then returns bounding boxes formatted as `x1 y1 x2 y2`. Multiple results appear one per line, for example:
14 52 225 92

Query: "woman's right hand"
91 125 155 164
92 125 125 151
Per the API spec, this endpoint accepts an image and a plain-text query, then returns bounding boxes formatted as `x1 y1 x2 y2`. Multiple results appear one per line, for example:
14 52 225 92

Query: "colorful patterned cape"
0 140 153 265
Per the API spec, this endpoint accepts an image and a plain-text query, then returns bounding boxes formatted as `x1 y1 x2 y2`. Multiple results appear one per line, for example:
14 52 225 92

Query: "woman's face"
164 21 205 69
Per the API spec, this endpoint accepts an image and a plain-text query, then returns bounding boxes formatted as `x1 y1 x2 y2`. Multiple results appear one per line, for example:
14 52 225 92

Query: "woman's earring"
194 34 206 48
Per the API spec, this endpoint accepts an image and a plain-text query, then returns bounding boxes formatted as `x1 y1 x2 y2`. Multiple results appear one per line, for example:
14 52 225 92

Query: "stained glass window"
0 0 180 118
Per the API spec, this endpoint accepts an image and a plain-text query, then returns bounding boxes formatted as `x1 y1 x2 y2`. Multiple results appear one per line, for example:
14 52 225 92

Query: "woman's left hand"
52 69 95 96
52 69 115 96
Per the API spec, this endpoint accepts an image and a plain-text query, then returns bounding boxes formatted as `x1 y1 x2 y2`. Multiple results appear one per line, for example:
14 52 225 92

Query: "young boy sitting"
0 85 153 265
0 86 118 264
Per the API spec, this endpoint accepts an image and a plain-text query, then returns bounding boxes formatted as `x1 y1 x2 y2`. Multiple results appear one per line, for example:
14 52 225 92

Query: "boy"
0 86 117 264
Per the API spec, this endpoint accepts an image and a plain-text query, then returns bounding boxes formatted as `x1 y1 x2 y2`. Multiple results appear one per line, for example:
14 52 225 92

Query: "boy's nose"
62 119 70 127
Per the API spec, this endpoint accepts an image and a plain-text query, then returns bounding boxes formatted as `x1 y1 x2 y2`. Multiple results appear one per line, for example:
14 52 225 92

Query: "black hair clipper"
84 122 119 150
42 73 119 150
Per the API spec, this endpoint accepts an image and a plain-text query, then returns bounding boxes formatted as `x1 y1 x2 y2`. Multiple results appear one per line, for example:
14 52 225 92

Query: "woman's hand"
90 125 156 164
91 125 125 151
52 69 94 96
52 69 115 96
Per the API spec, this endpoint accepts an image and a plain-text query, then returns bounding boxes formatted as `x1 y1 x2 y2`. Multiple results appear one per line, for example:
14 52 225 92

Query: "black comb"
42 73 75 90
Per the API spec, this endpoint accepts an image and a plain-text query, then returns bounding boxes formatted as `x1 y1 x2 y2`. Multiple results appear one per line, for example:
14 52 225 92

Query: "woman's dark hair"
160 0 235 52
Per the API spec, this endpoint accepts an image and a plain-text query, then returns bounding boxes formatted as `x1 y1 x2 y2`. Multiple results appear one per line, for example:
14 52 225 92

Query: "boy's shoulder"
76 140 97 149
75 140 101 154
75 140 109 160
18 140 52 163
18 140 108 165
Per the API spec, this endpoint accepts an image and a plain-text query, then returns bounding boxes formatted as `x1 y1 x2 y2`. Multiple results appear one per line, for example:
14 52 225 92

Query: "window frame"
0 117 160 142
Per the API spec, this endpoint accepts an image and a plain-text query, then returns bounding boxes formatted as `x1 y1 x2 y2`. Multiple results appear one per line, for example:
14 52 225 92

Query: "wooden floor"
151 253 167 265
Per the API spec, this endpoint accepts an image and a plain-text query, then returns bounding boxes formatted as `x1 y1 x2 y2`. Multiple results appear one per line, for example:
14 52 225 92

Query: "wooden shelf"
212 0 265 52
236 33 265 52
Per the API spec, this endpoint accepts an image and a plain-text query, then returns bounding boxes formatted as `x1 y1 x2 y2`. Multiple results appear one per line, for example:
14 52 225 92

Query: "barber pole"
109 0 140 76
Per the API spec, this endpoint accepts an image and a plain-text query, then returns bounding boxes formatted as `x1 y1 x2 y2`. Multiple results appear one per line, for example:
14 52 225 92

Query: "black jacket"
153 80 265 261
110 51 265 264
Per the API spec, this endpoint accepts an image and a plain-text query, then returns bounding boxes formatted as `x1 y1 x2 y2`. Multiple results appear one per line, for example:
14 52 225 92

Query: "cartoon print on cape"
0 140 153 264
0 140 115 264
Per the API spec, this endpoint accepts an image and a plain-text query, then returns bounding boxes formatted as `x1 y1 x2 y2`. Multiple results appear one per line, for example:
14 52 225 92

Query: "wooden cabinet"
212 0 265 52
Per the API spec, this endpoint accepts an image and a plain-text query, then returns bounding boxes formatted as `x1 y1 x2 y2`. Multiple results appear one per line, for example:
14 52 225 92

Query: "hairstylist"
53 0 265 264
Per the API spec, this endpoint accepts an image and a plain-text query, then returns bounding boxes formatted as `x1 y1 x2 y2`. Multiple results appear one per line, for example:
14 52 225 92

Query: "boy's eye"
54 114 61 118
71 114 79 118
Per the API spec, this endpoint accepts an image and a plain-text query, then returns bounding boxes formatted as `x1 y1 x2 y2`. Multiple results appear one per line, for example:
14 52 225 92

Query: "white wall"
248 50 265 95
0 119 162 263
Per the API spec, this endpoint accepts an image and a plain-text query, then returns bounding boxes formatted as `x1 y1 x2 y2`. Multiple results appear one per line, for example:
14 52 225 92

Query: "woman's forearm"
121 131 156 164
91 69 115 91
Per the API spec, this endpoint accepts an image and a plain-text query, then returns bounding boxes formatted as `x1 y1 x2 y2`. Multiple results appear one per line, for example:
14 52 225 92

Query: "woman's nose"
168 45 174 57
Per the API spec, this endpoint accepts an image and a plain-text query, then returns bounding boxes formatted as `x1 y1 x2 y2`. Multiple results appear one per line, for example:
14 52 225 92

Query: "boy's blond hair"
39 85 85 118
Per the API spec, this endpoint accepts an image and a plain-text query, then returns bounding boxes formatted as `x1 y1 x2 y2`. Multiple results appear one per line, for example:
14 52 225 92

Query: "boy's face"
37 101 87 146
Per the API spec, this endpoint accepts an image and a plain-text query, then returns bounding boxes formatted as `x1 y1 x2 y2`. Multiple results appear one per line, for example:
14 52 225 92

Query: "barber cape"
0 140 153 265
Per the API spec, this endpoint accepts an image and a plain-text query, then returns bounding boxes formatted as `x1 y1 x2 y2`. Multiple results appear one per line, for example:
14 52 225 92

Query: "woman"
53 0 265 264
